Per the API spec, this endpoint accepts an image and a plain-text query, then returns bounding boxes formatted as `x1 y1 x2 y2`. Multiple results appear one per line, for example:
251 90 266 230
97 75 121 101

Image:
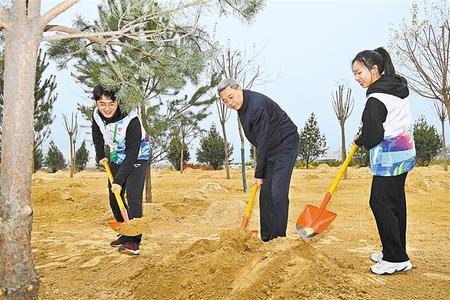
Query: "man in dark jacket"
218 78 299 241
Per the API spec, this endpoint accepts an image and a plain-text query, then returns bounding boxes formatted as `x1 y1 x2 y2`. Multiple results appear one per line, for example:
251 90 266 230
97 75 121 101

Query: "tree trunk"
0 24 41 300
220 120 230 179
69 134 74 178
32 143 36 174
340 123 347 179
237 117 247 192
140 105 153 203
445 98 450 128
180 137 184 173
441 119 448 171
145 162 153 203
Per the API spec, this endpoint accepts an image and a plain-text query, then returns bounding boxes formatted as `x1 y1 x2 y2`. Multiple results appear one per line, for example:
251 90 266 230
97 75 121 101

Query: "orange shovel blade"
108 220 123 231
296 204 337 235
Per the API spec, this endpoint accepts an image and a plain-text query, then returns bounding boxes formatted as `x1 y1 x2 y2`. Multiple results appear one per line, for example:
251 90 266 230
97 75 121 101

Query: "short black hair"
93 85 117 101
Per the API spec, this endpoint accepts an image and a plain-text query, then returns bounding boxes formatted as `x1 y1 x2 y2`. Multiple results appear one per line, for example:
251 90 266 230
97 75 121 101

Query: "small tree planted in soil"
298 113 327 169
44 141 66 173
414 116 442 166
75 140 89 171
197 123 234 170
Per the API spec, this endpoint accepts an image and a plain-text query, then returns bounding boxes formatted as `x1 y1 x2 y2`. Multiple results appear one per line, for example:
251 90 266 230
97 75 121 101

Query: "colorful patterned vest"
368 93 416 176
93 108 151 164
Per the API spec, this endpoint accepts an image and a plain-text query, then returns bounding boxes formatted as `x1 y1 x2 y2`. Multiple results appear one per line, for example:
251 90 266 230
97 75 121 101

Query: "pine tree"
414 115 442 166
298 113 327 169
33 50 57 165
197 124 234 170
75 141 90 171
0 49 57 168
34 148 44 171
167 137 190 171
44 141 66 173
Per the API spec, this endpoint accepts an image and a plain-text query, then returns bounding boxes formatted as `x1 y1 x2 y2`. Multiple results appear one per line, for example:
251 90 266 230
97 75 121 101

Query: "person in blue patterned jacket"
92 85 151 255
352 47 415 275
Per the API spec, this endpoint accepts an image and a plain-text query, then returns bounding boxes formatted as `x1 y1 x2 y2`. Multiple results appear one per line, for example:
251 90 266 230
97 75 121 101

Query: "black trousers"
370 173 409 262
109 160 148 244
259 139 299 241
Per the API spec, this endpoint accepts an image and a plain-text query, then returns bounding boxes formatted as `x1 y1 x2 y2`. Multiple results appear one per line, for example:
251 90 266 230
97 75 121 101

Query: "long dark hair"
352 47 396 76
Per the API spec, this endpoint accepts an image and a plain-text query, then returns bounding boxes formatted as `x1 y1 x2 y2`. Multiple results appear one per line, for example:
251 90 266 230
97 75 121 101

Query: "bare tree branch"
44 24 106 44
39 0 81 29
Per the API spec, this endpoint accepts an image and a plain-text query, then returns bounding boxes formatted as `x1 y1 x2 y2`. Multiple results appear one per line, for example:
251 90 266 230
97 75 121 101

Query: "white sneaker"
370 260 413 275
370 251 383 262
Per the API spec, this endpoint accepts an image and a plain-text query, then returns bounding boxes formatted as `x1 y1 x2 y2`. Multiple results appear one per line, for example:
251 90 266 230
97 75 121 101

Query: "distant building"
324 149 341 161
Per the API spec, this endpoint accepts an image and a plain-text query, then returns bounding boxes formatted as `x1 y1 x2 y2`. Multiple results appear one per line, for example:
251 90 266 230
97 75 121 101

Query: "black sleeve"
253 108 270 179
92 119 106 162
355 97 387 150
114 117 142 186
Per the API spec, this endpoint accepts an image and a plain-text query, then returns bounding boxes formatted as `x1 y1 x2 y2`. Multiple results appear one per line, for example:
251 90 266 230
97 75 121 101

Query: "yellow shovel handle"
244 184 259 218
102 160 127 211
328 144 358 195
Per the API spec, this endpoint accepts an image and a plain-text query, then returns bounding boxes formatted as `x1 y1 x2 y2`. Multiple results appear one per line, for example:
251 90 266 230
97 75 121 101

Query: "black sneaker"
119 242 140 255
110 235 127 248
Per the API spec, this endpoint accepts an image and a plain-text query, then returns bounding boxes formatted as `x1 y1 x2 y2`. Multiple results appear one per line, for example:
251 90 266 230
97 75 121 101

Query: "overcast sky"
40 0 448 163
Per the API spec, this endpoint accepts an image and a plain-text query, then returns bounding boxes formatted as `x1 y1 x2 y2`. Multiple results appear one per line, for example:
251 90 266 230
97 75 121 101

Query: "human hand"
111 183 122 193
254 178 263 187
99 157 108 165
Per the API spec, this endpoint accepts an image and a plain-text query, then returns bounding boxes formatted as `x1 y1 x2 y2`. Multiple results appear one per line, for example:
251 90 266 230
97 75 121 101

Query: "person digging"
92 85 151 255
218 78 299 242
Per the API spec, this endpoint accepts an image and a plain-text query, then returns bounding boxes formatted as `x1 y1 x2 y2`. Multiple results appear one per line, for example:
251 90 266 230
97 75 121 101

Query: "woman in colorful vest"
92 85 151 255
352 47 415 275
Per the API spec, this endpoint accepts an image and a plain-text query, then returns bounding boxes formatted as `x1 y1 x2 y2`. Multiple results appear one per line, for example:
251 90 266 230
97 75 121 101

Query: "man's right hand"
99 157 108 165
254 178 263 187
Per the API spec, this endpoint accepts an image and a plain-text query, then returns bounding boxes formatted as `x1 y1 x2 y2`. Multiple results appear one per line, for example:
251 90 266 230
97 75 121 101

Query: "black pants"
109 160 148 244
259 139 299 241
370 173 409 262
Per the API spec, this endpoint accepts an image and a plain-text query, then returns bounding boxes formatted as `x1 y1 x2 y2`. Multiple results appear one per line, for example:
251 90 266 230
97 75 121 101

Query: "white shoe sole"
118 247 140 256
370 260 412 275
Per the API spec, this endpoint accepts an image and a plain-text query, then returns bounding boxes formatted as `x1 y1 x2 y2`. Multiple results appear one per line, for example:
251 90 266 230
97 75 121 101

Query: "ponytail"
374 47 395 76
352 47 396 76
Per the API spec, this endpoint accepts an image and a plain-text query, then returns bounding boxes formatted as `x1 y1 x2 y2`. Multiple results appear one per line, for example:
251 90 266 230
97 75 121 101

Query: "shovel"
296 144 358 238
102 160 147 236
241 184 259 230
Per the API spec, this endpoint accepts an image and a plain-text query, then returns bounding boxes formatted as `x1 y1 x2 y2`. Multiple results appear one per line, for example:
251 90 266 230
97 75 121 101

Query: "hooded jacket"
355 75 415 176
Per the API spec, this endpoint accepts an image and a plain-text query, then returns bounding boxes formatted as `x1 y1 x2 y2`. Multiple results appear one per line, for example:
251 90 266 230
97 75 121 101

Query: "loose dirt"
27 167 449 299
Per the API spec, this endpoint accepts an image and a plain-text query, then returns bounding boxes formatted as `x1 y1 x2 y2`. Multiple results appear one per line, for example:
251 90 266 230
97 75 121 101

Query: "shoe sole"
370 265 412 275
118 248 140 256
110 244 124 248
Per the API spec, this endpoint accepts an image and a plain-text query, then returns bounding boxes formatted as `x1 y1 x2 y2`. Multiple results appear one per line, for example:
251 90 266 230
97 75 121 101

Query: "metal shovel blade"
108 218 148 236
295 204 336 238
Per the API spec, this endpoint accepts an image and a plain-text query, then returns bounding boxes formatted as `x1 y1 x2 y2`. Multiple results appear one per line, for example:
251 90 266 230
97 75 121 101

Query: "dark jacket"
92 107 142 186
239 90 298 178
355 75 409 150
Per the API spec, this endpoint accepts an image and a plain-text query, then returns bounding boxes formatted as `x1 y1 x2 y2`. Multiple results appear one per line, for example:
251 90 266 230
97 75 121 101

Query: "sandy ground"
27 166 449 299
